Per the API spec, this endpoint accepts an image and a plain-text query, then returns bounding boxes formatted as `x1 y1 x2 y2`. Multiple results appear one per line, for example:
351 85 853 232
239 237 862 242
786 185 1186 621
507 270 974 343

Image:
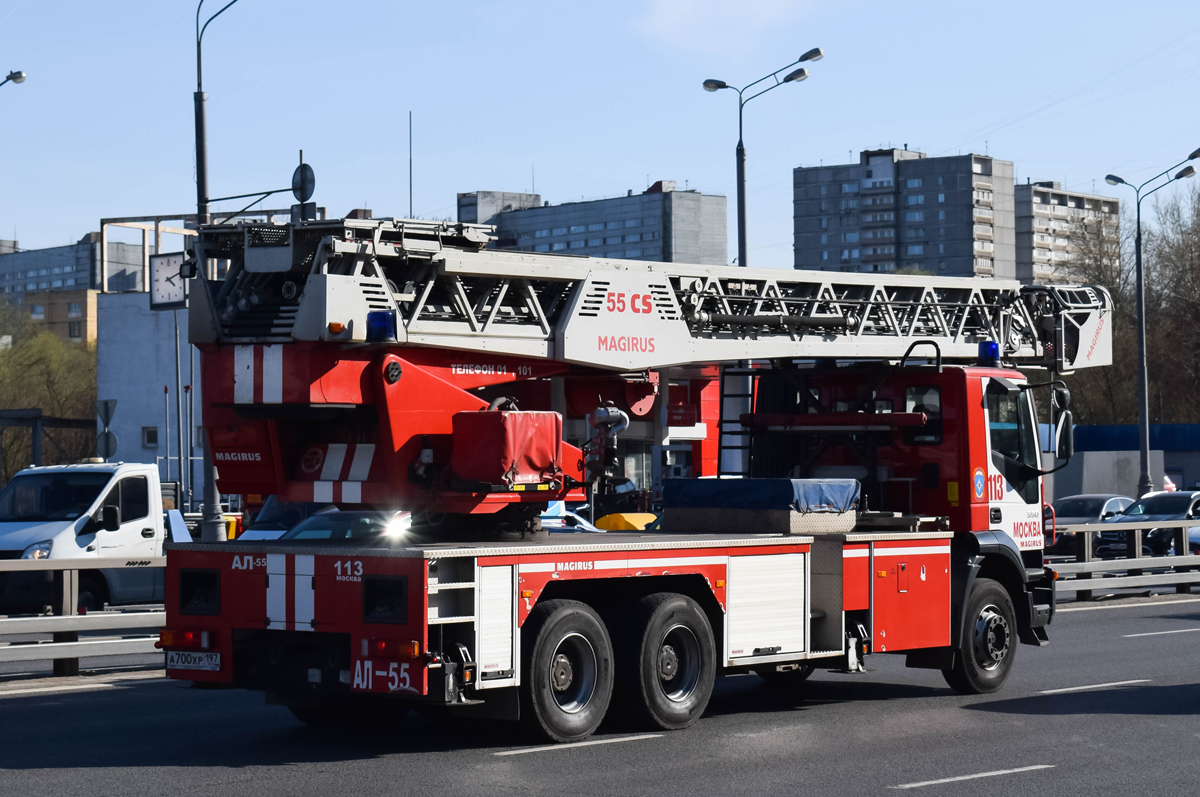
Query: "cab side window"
120 477 149 522
904 386 942 444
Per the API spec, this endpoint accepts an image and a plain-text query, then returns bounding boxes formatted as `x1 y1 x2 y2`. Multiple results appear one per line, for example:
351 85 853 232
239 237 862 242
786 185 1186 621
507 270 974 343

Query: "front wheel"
942 577 1017 694
521 599 614 742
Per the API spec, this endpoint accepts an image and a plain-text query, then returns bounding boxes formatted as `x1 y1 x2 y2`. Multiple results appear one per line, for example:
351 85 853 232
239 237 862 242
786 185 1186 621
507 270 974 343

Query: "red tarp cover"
451 410 563 485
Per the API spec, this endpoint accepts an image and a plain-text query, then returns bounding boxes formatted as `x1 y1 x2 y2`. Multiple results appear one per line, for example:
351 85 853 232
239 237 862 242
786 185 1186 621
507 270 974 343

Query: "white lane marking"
891 765 1054 789
0 683 117 698
1058 597 1200 613
233 345 254 403
1123 628 1200 638
320 443 348 481
494 734 661 756
261 343 283 403
1039 679 1150 695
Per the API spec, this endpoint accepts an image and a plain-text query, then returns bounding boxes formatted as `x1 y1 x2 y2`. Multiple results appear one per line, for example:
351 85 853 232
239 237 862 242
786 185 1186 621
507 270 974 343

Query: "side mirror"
1054 410 1074 460
180 257 197 279
1101 511 1115 520
101 505 121 532
1053 386 1071 411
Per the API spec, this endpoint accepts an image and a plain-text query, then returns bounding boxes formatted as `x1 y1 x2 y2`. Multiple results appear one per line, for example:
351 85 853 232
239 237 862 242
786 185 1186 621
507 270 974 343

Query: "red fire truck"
161 218 1111 741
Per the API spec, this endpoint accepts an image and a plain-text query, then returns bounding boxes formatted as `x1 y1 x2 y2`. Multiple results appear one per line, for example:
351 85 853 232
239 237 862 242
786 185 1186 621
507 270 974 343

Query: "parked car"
1045 493 1134 555
1098 490 1200 557
237 497 336 540
273 510 412 543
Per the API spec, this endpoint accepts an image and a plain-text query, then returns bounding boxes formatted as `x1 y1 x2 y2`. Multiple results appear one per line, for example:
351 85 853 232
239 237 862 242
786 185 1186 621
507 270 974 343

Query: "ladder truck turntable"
162 217 1112 742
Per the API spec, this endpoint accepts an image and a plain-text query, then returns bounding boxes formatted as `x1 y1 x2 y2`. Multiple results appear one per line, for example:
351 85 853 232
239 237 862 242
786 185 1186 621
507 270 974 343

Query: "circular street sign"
292 163 316 203
97 430 118 460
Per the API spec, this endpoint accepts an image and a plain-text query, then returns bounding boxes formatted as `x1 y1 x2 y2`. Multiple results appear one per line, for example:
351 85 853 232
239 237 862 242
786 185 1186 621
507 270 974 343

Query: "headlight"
21 540 53 560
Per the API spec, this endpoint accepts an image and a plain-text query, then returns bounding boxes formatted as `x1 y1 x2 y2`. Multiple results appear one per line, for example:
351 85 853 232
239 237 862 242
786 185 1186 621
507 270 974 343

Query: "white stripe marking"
1039 679 1149 694
294 554 315 632
341 481 361 503
233 345 254 403
494 734 661 756
347 443 375 481
518 555 726 575
518 562 556 573
891 765 1054 789
843 546 949 559
1122 628 1200 638
261 344 283 403
843 548 869 558
1058 597 1200 613
321 443 348 481
266 553 287 630
313 481 334 503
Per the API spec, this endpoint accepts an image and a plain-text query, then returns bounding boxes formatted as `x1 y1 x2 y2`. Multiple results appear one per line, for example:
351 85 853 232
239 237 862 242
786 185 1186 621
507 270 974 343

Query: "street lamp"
703 47 824 268
1105 146 1200 496
195 0 242 543
0 70 27 88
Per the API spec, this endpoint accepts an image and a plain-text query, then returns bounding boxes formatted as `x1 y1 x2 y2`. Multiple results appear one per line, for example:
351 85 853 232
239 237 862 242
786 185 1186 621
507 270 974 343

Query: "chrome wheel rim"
549 632 597 713
657 624 701 703
971 603 1010 671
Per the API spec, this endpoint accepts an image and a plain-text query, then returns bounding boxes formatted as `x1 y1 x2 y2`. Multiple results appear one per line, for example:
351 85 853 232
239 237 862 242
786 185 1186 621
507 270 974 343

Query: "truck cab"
0 462 167 610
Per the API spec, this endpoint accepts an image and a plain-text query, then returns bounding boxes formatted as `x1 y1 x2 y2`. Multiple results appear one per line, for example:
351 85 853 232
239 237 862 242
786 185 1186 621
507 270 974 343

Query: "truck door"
983 379 1043 551
97 476 158 603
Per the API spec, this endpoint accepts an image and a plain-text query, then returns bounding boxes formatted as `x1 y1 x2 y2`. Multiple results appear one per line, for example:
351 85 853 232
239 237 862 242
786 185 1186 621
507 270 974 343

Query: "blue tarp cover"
662 479 860 513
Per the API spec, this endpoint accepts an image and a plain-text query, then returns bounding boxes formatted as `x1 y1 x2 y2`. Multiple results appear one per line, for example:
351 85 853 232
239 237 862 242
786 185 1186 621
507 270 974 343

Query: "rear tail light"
158 629 212 649
361 638 420 659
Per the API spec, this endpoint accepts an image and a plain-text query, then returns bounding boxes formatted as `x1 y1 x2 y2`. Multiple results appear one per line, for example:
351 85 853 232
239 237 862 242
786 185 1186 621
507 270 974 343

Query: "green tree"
0 301 97 484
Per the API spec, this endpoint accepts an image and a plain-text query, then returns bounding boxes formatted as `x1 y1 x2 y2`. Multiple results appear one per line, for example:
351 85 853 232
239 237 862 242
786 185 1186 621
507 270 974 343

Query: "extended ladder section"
189 217 1112 374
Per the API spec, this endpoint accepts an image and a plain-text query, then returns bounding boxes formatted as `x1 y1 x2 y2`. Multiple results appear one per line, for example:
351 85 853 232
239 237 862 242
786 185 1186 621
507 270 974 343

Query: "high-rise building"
793 149 1015 278
0 232 143 299
458 181 727 265
1015 181 1119 284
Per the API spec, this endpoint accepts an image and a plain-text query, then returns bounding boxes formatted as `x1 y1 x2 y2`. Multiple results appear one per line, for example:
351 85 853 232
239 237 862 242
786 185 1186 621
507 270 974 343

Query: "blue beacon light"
366 310 398 342
977 340 1000 367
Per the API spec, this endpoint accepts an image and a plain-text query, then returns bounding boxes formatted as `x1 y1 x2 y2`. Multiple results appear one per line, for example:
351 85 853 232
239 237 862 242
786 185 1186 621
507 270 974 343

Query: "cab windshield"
0 472 113 522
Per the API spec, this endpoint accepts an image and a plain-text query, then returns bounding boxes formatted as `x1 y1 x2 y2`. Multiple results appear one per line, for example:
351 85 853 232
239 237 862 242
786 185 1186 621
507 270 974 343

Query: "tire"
521 599 614 742
755 662 815 687
616 593 715 731
942 577 1017 694
77 576 108 612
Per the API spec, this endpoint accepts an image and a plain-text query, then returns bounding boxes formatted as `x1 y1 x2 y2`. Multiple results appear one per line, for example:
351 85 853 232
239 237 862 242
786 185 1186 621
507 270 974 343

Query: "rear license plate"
166 650 221 671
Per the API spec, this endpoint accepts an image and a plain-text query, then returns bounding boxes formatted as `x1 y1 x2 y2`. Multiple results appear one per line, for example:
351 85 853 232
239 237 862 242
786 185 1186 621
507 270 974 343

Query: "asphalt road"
0 594 1198 796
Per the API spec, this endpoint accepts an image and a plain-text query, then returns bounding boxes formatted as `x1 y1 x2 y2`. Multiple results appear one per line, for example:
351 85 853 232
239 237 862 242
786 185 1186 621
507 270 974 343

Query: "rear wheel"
942 577 1016 694
521 599 614 742
616 593 715 730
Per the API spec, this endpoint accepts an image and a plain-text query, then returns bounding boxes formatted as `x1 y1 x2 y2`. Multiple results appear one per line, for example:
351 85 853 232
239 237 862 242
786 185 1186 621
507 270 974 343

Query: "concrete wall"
1044 449 1166 501
96 293 205 507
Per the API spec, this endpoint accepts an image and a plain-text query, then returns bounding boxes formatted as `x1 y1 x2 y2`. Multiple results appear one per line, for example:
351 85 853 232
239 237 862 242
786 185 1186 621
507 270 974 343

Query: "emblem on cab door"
973 467 986 499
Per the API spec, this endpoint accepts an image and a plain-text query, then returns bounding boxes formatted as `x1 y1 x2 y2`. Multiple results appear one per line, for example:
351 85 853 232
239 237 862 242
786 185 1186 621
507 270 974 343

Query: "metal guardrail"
1051 519 1197 599
0 558 165 675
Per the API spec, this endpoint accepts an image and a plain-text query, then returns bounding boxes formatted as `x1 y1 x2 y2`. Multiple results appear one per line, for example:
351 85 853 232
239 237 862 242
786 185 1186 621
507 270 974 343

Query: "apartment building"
1015 181 1119 283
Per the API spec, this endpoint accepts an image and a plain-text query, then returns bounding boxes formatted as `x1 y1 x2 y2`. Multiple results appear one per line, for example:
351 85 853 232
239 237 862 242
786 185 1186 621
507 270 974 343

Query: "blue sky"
1 0 1198 268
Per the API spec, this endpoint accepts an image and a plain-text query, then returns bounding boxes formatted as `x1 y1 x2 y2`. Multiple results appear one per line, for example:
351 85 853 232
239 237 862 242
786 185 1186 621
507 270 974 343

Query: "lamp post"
0 70 27 88
703 47 823 268
1105 148 1200 497
195 0 241 543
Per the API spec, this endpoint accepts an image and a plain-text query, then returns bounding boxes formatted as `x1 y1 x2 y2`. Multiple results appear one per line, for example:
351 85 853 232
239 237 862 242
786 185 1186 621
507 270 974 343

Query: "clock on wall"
149 252 188 310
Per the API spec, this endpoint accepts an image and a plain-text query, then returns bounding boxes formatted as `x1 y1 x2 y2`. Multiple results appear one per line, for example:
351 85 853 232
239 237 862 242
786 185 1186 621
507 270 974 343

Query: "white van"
0 462 177 610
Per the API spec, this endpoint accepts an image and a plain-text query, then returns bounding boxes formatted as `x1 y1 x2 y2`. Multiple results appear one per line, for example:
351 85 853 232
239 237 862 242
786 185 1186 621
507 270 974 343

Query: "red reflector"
367 638 421 659
159 629 211 649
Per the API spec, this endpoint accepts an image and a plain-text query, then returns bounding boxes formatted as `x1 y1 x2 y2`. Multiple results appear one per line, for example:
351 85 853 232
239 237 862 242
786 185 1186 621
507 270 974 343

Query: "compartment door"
476 565 517 688
725 553 807 663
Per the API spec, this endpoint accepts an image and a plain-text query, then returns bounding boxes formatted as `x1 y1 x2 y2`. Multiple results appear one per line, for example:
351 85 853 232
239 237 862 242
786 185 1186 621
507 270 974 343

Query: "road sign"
96 399 117 428
97 430 118 461
292 162 315 203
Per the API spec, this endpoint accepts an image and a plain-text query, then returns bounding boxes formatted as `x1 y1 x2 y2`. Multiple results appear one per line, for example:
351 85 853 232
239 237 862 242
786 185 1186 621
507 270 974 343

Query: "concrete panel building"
1015 181 1119 284
0 233 144 298
793 149 1015 278
23 289 98 344
96 292 204 507
458 181 727 265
